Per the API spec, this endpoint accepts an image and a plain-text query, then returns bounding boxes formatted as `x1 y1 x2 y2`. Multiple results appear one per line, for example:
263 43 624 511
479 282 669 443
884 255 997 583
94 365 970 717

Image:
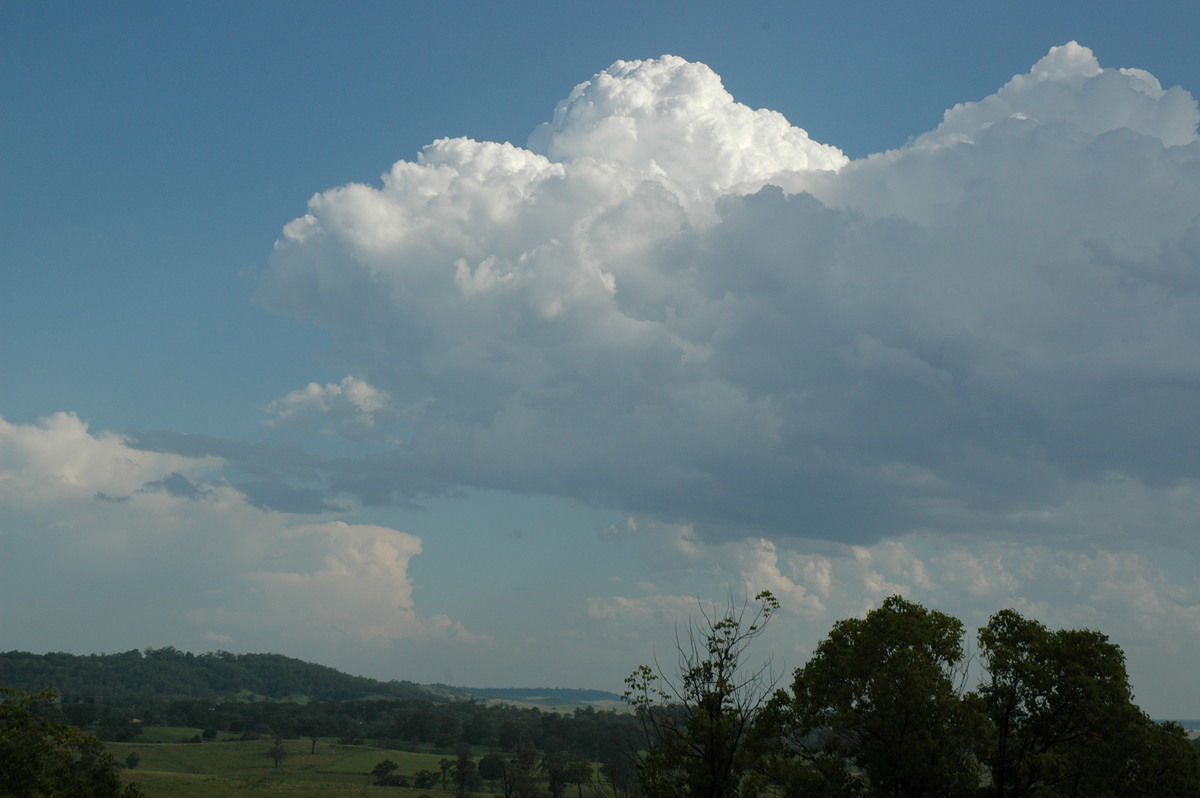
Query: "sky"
3 1 1200 718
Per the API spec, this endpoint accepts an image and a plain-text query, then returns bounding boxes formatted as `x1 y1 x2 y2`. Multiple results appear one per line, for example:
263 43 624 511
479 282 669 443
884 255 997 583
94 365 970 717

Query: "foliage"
977 608 1200 797
763 595 987 797
497 747 541 798
371 758 410 787
0 648 427 705
477 751 505 783
542 750 591 798
266 735 288 768
600 750 638 798
623 590 780 798
450 745 481 795
0 687 144 798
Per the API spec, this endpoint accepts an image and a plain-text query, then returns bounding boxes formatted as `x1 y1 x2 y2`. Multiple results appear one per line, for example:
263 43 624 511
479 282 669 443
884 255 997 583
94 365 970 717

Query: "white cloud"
257 46 1200 562
248 521 427 642
0 414 464 671
264 376 400 439
921 42 1198 150
0 412 217 503
527 55 847 201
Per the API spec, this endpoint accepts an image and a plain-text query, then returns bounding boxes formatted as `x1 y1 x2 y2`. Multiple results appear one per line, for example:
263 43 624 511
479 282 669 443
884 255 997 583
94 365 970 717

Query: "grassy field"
107 733 479 798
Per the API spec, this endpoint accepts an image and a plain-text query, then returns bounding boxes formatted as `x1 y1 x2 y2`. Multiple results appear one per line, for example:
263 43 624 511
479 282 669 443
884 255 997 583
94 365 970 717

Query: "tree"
563 758 592 798
453 744 481 795
265 735 287 768
1122 718 1200 797
478 751 506 785
372 758 410 787
543 751 591 798
600 751 639 798
296 714 325 754
766 595 987 797
623 590 780 798
500 747 541 798
978 608 1200 797
0 687 145 798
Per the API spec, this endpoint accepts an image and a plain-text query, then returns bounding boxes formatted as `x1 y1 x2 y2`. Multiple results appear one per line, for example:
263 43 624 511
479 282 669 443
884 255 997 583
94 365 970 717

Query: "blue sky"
3 2 1200 717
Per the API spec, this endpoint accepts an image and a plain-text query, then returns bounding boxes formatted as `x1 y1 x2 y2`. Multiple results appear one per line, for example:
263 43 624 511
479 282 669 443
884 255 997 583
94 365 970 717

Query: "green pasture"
133 725 244 743
119 770 404 798
108 735 483 798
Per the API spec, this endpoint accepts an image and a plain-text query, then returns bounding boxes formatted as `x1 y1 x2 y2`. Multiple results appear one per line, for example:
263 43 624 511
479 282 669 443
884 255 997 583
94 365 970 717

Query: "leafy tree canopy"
0 688 144 798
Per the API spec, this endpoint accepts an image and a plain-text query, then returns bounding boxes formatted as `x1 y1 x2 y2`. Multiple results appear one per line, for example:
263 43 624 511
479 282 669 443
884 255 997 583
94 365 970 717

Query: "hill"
0 648 429 704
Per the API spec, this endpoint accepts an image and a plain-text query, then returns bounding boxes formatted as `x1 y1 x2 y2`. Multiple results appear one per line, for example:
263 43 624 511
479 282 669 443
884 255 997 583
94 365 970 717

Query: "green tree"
265 735 287 768
453 744 481 795
978 608 1200 797
1121 718 1200 797
600 751 638 798
767 595 986 797
623 590 780 798
372 759 402 786
478 751 506 785
500 747 541 798
296 714 325 754
0 688 144 798
543 751 591 798
562 757 592 798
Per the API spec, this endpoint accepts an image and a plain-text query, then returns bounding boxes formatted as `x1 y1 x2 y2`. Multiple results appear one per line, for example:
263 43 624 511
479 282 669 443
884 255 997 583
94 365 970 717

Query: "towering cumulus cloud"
259 45 1200 553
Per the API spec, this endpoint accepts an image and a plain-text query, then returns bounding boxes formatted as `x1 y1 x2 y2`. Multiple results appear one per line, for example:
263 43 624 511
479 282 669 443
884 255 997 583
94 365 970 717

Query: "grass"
133 726 244 744
108 734 482 798
119 770 408 798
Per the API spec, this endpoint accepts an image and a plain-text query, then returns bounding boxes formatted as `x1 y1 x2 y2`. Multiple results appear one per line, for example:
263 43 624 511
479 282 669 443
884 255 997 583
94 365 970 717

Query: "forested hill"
0 648 431 704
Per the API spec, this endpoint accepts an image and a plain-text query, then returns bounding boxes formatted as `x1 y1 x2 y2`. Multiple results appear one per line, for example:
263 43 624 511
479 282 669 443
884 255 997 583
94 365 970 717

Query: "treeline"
627 593 1200 798
152 696 634 759
9 682 636 763
0 647 426 704
1 646 638 765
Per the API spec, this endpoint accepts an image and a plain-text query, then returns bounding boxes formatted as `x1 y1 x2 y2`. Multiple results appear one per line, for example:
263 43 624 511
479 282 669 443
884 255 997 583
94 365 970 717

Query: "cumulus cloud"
257 45 1200 559
247 521 430 642
528 55 847 200
264 376 401 440
0 413 463 668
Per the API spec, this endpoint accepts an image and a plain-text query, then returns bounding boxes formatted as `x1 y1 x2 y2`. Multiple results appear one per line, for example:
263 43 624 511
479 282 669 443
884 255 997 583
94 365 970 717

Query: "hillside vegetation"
0 648 428 704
